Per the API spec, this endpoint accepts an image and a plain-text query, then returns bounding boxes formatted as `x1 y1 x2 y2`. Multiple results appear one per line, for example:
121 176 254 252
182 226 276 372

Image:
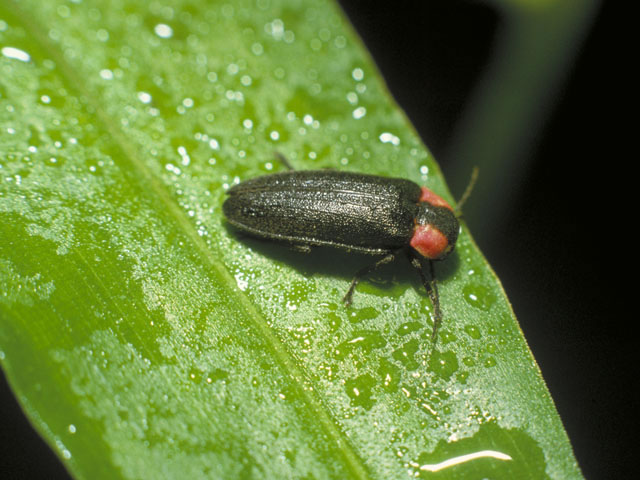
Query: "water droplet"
462 283 496 311
57 5 70 18
154 23 173 38
227 63 239 75
99 69 114 80
464 324 482 339
396 321 422 336
392 338 420 370
137 91 152 104
96 28 109 42
347 306 378 323
251 42 264 55
345 374 376 409
165 162 181 175
326 312 342 332
484 357 497 368
429 350 459 380
377 359 400 392
379 132 400 146
352 106 366 119
439 330 457 344
1 46 31 62
208 368 229 382
335 330 386 360
234 272 248 291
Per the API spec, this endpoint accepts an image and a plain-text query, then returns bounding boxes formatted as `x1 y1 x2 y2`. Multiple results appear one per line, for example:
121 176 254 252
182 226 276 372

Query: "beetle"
223 155 473 346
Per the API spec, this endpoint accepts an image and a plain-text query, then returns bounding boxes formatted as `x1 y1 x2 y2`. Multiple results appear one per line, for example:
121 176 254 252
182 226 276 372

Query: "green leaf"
1 0 581 479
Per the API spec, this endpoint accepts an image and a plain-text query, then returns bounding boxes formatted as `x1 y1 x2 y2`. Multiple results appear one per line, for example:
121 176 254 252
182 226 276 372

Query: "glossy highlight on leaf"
0 0 581 479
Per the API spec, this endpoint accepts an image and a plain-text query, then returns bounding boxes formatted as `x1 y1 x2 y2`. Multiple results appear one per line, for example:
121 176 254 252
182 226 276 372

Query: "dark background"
2 1 625 479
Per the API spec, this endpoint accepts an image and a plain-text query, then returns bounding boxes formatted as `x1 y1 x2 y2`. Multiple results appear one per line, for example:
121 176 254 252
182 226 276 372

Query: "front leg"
343 250 400 307
406 251 441 348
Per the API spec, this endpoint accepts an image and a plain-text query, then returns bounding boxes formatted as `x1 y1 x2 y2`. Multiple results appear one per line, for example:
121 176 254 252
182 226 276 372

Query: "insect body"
223 167 461 344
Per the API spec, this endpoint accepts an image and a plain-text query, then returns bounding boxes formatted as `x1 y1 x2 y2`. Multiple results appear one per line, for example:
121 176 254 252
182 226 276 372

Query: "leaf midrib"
9 2 371 478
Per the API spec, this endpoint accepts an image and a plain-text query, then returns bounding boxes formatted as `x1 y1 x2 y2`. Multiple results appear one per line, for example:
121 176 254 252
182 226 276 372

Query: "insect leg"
274 152 296 171
407 251 441 348
343 250 399 307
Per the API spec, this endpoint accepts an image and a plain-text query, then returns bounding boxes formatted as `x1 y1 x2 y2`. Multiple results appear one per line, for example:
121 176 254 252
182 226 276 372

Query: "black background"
2 1 627 479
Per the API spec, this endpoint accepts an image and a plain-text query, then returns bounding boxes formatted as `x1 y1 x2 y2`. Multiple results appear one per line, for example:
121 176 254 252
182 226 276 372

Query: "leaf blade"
0 0 582 478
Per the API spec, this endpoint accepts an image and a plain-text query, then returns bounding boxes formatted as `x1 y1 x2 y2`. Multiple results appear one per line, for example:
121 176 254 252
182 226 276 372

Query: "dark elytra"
223 169 458 257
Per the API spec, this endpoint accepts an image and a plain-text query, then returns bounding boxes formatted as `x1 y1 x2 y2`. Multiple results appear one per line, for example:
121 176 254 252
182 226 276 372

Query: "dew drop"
137 91 152 104
352 106 366 119
396 321 422 336
99 69 114 80
379 132 400 146
227 63 239 75
1 46 31 62
392 339 420 371
464 324 482 339
96 28 109 42
154 23 173 38
377 359 400 392
347 306 378 323
428 350 459 380
462 283 496 311
484 357 497 368
352 67 364 81
251 42 264 55
234 272 248 291
345 374 376 409
310 38 322 51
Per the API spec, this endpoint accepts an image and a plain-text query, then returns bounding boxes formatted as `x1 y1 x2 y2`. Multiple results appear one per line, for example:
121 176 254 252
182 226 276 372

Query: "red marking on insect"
419 187 454 211
410 224 451 260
